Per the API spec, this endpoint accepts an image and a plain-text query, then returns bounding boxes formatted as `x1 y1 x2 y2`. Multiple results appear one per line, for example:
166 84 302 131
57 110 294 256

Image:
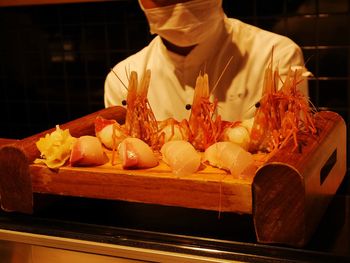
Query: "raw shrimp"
249 57 316 154
124 70 160 149
97 70 161 151
188 73 223 151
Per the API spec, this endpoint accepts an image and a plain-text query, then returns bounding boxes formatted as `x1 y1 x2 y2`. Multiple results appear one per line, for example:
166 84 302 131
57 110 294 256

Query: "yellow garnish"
34 125 77 169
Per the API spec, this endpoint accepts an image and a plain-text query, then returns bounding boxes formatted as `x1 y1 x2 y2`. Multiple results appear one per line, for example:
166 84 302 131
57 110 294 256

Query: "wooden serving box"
0 106 347 247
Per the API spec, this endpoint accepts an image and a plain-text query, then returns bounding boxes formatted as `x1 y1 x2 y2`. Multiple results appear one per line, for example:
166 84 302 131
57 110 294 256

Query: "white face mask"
139 0 224 47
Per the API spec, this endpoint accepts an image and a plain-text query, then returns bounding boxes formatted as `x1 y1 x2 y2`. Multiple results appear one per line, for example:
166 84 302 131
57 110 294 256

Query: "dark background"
0 1 349 259
0 0 349 155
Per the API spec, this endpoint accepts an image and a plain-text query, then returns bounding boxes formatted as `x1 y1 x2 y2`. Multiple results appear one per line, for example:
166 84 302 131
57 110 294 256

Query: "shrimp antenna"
304 55 312 68
270 45 275 67
211 56 233 95
245 101 259 115
125 65 131 83
110 68 128 91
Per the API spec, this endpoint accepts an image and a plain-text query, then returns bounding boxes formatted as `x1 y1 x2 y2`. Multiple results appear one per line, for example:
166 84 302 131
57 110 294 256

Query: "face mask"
139 0 224 47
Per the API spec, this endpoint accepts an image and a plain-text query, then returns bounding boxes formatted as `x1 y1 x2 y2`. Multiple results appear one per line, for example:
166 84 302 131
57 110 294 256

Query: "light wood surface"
30 157 259 214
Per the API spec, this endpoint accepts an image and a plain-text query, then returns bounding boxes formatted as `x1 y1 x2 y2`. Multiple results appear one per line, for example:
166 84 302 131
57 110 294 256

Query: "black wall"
0 0 349 144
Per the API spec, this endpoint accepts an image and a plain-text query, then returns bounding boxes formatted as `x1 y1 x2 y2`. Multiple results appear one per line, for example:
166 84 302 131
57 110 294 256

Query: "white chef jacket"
104 17 308 122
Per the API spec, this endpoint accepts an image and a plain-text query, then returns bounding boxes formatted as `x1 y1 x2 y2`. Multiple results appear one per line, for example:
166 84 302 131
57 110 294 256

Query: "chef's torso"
105 18 306 122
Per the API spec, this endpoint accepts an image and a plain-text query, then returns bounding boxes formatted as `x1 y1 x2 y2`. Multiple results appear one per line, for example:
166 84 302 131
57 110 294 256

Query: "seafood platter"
0 65 347 248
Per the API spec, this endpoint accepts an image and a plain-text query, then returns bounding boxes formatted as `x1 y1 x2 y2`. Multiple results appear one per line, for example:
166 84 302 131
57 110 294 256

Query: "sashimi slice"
118 137 158 169
204 142 254 177
161 140 201 176
70 135 108 166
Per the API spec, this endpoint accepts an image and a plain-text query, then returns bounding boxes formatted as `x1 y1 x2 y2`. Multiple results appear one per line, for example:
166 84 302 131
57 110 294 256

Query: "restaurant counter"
0 172 349 262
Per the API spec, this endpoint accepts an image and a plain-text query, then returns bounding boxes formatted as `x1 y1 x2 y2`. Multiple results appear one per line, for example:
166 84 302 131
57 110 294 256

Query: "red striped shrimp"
249 62 317 155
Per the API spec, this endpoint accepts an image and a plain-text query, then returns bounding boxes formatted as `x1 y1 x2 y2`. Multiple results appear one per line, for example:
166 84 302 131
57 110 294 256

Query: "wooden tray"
0 106 347 247
31 154 260 212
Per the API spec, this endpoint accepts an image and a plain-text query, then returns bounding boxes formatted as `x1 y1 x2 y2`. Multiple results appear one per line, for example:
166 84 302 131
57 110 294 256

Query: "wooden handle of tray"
252 111 347 247
0 138 17 146
7 106 126 163
0 106 126 213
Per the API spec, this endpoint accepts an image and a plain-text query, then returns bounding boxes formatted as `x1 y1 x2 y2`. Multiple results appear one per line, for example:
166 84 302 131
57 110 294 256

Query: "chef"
104 0 308 122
